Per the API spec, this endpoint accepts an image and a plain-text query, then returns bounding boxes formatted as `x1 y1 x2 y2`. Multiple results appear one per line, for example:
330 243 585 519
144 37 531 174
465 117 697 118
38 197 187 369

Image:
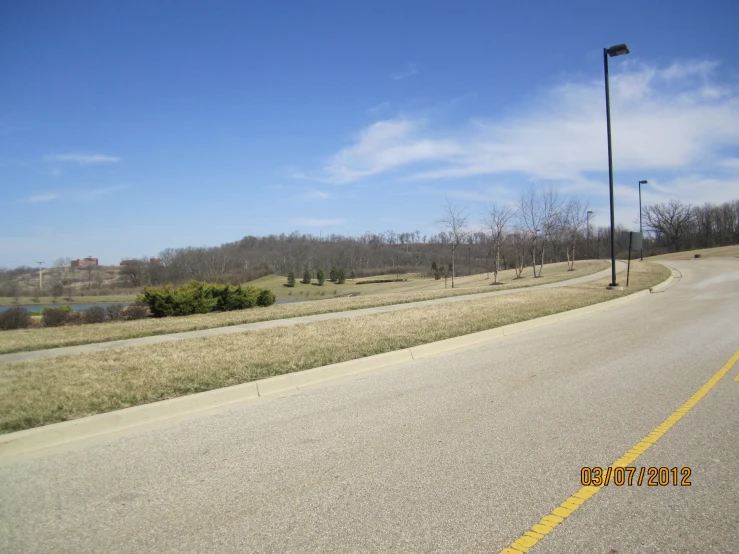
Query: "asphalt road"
1 258 737 553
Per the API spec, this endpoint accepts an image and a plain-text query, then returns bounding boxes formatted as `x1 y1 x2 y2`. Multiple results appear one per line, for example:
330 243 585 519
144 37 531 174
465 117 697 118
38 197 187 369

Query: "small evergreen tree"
286 271 295 287
349 269 356 279
431 261 438 272
337 268 346 284
317 269 325 286
329 266 339 282
302 269 311 284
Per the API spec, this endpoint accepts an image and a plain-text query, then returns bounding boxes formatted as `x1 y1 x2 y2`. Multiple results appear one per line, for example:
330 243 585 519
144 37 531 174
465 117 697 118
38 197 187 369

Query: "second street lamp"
639 179 647 260
586 210 594 259
604 43 630 287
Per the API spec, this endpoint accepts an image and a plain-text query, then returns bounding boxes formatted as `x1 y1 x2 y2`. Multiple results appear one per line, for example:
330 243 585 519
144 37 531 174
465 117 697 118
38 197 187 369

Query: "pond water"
0 298 303 313
0 302 131 313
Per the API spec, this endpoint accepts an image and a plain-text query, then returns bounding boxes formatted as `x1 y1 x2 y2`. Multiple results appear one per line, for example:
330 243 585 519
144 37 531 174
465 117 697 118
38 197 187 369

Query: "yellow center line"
500 347 739 554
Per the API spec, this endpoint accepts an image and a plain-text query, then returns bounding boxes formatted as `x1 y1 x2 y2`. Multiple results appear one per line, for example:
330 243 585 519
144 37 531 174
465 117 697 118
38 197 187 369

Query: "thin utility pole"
35 261 44 292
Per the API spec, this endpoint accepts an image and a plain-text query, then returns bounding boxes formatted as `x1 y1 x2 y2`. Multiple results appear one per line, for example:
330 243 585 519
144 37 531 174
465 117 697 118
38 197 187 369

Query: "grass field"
0 262 668 433
249 260 606 300
648 244 739 261
0 261 607 355
0 294 137 306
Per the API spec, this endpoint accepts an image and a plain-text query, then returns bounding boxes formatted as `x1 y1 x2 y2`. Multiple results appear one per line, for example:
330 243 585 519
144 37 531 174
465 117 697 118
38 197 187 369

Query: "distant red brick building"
121 258 161 266
71 257 98 268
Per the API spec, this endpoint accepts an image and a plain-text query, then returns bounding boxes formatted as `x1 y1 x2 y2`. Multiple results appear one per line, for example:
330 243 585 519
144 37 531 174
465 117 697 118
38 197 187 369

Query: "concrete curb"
648 264 680 293
0 274 668 462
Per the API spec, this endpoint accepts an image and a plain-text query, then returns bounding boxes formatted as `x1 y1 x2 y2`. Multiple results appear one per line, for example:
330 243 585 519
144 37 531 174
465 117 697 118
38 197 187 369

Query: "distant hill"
0 265 138 298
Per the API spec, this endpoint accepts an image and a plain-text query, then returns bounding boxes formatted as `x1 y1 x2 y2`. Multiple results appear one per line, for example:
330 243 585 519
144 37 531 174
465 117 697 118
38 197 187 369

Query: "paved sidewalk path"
0 261 625 364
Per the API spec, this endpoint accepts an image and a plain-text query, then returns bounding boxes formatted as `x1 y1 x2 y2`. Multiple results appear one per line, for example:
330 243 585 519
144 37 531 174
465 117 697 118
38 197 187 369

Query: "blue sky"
2 0 738 266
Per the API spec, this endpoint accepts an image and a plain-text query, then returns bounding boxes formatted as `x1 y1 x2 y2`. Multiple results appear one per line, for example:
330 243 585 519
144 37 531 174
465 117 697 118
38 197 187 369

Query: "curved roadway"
1 258 737 553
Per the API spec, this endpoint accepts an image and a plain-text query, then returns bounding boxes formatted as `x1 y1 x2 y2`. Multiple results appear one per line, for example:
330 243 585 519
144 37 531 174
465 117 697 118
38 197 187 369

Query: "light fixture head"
606 44 630 57
639 180 648 184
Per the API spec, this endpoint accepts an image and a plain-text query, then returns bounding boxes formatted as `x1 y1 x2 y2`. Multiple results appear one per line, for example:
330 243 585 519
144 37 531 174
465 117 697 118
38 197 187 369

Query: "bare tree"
93 269 104 290
643 200 694 252
563 198 589 271
52 257 72 281
483 204 514 284
51 281 64 300
539 187 564 277
517 188 543 278
202 247 229 281
83 265 95 290
52 257 72 269
510 231 527 279
119 257 151 287
437 198 469 288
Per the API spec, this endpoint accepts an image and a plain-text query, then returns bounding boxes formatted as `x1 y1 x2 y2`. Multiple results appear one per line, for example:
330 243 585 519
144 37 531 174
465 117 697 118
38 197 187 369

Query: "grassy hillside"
0 260 608 355
649 245 739 261
0 265 140 301
0 294 137 307
247 260 609 301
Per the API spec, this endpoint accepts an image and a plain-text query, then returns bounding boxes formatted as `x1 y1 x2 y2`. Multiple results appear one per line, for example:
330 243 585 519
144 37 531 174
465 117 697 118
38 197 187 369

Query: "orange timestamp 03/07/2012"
581 466 691 487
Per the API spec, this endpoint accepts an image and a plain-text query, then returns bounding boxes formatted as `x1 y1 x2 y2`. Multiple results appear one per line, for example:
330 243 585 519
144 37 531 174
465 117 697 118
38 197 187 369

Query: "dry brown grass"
648 244 739 261
0 261 608 355
0 295 136 306
251 260 605 300
0 262 669 434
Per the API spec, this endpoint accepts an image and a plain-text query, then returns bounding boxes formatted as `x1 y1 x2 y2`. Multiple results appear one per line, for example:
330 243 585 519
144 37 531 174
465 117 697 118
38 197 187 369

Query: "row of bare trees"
437 188 592 287
641 199 739 252
111 194 738 288
2 195 736 293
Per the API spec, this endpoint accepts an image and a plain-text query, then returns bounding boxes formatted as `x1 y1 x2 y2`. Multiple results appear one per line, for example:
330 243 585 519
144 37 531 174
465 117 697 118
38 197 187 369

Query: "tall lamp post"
586 210 594 259
638 180 647 260
604 43 630 287
35 261 44 295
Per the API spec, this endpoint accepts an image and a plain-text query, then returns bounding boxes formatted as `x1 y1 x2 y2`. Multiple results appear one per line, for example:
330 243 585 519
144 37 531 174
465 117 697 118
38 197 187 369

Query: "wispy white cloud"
17 184 129 205
305 190 333 200
324 119 463 183
414 185 512 204
368 101 393 115
660 60 720 81
288 171 332 184
718 158 739 168
390 63 419 81
22 193 59 203
639 174 739 206
45 153 121 165
78 184 129 200
290 217 346 227
316 59 739 202
42 167 63 177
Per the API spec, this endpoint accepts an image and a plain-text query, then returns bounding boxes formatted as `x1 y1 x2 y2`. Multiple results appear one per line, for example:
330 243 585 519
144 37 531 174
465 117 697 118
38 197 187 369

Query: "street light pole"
638 180 647 261
35 261 44 295
586 211 594 259
603 43 630 287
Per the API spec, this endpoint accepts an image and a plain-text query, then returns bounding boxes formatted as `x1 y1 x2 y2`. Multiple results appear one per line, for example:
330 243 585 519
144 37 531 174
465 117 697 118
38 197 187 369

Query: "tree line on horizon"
1 194 737 295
